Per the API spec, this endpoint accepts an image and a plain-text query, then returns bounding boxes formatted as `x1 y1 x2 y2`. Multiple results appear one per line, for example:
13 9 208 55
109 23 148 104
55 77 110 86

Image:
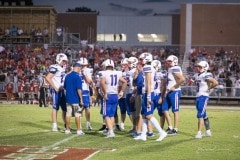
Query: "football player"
77 57 93 130
161 55 185 136
193 61 218 139
100 59 127 138
134 52 167 141
45 53 68 132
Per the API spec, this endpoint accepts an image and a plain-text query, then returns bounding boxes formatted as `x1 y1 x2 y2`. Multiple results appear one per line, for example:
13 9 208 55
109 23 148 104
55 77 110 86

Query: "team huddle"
45 52 218 140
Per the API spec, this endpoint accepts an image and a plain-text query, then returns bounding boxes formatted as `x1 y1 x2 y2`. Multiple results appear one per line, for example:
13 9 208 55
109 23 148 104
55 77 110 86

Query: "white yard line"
23 134 78 160
84 149 116 160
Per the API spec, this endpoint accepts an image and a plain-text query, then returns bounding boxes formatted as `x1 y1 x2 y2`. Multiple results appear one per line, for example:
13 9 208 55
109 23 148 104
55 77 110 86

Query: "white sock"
87 121 90 126
149 117 164 133
52 123 57 128
141 119 148 135
109 129 114 135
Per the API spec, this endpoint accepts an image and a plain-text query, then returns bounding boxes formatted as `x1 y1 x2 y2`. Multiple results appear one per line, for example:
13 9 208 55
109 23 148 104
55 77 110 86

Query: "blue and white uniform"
48 64 66 111
194 72 213 118
141 64 155 116
102 70 123 118
125 67 136 113
153 70 166 116
118 70 128 115
162 65 183 113
79 67 93 108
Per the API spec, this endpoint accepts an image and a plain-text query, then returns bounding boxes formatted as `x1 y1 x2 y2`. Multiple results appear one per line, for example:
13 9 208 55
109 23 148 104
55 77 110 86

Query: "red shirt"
18 83 25 92
30 84 35 92
6 84 13 93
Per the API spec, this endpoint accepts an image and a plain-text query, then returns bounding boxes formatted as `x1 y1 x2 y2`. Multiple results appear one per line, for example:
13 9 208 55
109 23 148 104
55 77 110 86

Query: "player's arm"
45 72 59 92
77 88 83 106
130 83 137 103
133 69 139 80
158 78 167 104
100 77 107 100
82 70 92 85
145 72 152 104
170 72 185 91
118 77 127 98
206 77 218 91
118 82 123 93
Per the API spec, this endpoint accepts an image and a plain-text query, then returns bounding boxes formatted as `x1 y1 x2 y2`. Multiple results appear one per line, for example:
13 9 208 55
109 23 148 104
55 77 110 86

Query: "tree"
67 6 98 13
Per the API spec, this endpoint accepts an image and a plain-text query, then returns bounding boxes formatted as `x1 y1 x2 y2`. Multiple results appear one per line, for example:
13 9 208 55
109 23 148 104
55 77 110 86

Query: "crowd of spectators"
0 44 178 102
0 44 239 104
0 25 49 43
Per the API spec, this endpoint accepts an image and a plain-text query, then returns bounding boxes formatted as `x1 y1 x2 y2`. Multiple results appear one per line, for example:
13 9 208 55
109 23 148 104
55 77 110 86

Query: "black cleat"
165 127 172 134
98 125 106 131
167 129 178 136
115 125 122 131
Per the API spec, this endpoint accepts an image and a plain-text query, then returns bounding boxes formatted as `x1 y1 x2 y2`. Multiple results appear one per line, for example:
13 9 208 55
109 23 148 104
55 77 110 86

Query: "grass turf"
0 104 239 160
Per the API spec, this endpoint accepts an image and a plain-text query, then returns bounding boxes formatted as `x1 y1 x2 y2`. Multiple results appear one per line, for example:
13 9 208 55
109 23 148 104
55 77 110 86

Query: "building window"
137 33 168 42
97 33 126 42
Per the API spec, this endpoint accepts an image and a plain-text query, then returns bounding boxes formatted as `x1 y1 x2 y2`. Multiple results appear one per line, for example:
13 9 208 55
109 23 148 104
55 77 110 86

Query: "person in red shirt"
18 80 25 104
29 81 36 104
5 83 14 101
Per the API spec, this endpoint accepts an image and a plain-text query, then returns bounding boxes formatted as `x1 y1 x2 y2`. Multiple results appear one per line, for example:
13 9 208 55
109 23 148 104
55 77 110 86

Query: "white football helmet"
128 57 138 68
78 57 88 65
197 61 209 72
166 55 178 66
103 59 115 68
139 52 153 64
121 58 129 65
56 53 68 64
151 60 161 71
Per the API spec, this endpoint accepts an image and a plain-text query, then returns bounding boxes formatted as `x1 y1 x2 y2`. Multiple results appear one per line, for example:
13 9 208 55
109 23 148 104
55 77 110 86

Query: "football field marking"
84 149 116 160
23 134 78 160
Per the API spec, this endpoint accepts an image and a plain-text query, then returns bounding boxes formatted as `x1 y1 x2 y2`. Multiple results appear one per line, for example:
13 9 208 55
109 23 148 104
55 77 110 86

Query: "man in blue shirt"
64 63 84 135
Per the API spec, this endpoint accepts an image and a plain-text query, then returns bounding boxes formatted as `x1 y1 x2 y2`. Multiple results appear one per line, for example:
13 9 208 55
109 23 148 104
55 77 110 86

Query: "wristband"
132 94 135 97
147 95 151 101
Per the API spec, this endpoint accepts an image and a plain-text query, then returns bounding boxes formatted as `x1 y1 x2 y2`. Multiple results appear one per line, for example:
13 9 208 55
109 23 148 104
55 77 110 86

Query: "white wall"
97 15 173 48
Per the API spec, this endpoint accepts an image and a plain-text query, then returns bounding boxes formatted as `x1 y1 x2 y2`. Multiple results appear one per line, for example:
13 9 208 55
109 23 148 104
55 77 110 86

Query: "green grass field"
0 104 239 160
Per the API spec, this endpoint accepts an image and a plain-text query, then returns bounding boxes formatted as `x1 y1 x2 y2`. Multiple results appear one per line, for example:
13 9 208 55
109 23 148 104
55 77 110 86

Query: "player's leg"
204 117 211 136
104 94 118 138
118 97 126 130
162 95 173 133
173 91 181 132
167 91 180 135
52 91 59 131
114 107 122 131
83 95 92 130
98 98 106 131
126 94 134 132
132 94 142 136
195 96 208 138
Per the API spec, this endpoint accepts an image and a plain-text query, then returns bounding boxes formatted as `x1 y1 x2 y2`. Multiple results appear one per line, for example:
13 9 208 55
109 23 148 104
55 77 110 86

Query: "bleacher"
0 35 31 44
